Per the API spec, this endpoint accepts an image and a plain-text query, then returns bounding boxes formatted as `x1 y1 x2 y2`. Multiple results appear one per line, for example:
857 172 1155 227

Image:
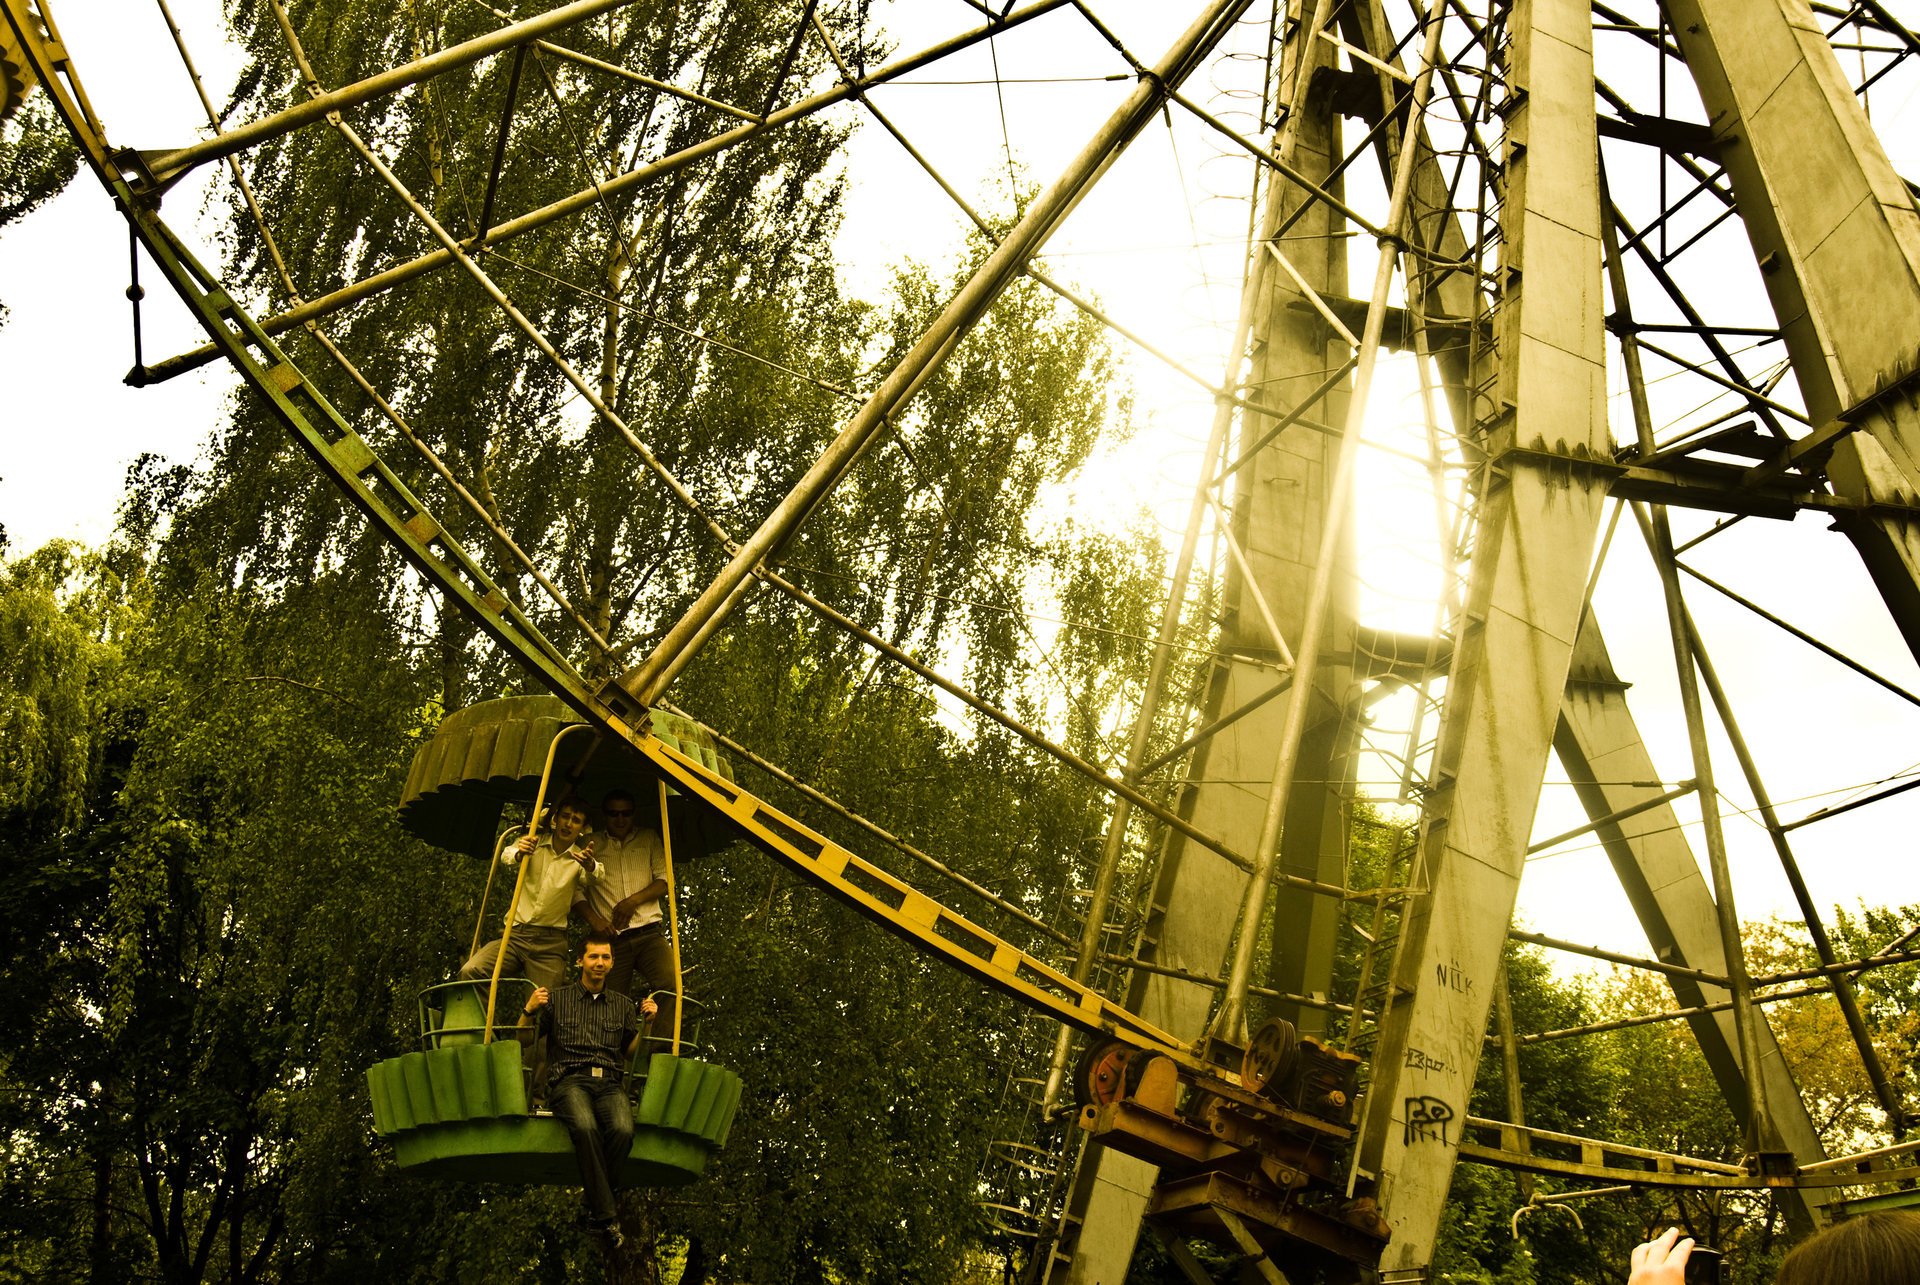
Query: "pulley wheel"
1073 1038 1137 1109
1240 1017 1300 1096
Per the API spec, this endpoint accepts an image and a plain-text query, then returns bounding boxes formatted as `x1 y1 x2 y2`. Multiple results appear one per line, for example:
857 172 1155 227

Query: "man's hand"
515 834 537 856
611 905 633 933
574 839 596 869
641 997 659 1021
524 987 551 1015
1628 1227 1694 1284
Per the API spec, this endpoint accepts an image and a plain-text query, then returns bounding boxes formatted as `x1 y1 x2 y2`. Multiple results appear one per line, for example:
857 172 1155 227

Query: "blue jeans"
550 1075 633 1222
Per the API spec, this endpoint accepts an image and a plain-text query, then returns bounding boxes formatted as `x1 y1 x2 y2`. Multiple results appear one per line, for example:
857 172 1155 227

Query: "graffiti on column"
1403 1097 1455 1146
1435 959 1474 995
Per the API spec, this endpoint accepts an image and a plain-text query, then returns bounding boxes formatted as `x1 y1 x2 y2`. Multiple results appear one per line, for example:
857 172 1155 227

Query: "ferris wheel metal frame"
11 0 1920 1279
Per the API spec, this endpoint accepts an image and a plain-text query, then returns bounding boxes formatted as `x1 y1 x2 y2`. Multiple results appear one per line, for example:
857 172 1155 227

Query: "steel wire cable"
1525 766 1920 866
120 0 1920 947
150 0 617 655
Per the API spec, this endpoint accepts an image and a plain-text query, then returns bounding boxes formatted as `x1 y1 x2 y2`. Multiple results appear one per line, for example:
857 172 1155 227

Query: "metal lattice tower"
9 1 1920 1281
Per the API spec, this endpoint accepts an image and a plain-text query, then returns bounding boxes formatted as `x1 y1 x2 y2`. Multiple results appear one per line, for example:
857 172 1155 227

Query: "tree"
0 82 81 338
0 540 136 1283
3 2 1158 1278
0 91 78 229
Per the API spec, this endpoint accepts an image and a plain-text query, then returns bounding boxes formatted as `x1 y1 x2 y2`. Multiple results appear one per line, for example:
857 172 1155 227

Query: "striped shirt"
538 982 640 1083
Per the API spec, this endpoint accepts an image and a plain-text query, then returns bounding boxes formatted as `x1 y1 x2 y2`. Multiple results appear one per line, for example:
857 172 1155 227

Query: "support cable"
1676 562 1920 709
459 0 762 122
486 249 861 401
1610 166 1777 1152
1781 772 1920 833
987 21 1020 200
776 556 1249 668
1759 944 1920 989
618 0 1260 707
305 324 620 655
139 0 640 184
153 0 301 300
760 563 1364 904
524 43 629 251
158 0 611 650
244 0 644 653
806 14 1339 451
138 0 1082 383
1608 200 1798 444
321 110 736 550
657 701 1074 947
1514 984 1831 1045
1667 568 1910 1132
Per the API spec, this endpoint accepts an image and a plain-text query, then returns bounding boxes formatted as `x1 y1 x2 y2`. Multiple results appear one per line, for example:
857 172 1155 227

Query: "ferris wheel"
9 0 1920 1280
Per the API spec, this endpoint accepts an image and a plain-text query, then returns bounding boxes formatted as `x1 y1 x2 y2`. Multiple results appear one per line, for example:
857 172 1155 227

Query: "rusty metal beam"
133 0 1078 383
128 0 636 189
615 0 1257 708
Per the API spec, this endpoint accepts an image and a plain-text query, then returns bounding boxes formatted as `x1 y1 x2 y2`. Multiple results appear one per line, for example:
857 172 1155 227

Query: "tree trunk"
87 1123 113 1283
611 1190 659 1285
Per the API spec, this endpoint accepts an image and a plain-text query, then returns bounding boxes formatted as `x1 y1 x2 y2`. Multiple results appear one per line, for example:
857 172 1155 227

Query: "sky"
6 0 1920 977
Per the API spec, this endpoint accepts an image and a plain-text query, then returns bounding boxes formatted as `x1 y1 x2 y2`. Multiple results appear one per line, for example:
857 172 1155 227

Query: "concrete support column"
1664 0 1920 658
1056 7 1357 1277
1356 0 1612 1271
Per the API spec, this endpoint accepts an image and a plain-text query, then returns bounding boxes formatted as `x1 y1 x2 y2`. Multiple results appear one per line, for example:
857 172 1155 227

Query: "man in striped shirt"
523 929 659 1248
574 789 675 1035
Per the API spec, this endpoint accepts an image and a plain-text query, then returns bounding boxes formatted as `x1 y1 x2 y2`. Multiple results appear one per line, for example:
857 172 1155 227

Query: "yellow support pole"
468 824 526 962
483 722 593 1043
658 777 684 1055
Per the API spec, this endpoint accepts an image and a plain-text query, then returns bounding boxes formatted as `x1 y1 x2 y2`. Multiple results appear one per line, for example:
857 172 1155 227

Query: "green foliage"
0 542 129 824
1420 909 1920 1285
0 91 78 229
1 0 1157 1278
0 528 485 1283
0 89 80 333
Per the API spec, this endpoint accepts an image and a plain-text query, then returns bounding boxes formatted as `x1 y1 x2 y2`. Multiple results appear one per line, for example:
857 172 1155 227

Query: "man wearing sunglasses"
574 789 677 1040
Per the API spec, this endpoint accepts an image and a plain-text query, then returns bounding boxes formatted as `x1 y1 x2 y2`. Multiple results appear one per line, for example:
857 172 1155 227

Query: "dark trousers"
609 924 678 1046
550 1075 634 1223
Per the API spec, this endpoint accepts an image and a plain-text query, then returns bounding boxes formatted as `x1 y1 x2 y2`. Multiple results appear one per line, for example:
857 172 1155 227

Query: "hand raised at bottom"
1629 1227 1695 1285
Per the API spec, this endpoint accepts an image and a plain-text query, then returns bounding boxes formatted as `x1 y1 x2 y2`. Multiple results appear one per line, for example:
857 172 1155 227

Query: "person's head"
545 800 588 845
1776 1211 1920 1285
579 930 614 988
601 789 637 839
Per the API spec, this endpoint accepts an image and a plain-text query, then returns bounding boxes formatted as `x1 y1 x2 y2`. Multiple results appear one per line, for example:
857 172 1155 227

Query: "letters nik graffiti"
1403 1096 1455 1145
1435 959 1474 994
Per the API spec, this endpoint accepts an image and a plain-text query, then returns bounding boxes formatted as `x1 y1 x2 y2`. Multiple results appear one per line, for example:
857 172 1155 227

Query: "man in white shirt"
459 798 603 996
573 789 677 1041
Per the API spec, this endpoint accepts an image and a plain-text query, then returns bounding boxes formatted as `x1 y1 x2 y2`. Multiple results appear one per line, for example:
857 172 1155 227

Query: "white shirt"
502 835 601 929
581 825 665 928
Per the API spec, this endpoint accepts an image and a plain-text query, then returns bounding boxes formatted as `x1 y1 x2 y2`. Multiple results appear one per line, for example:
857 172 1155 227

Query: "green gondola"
366 984 741 1187
367 696 744 1187
396 694 739 862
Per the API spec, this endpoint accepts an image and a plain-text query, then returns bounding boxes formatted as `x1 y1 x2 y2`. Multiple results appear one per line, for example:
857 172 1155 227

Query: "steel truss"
9 0 1920 1281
